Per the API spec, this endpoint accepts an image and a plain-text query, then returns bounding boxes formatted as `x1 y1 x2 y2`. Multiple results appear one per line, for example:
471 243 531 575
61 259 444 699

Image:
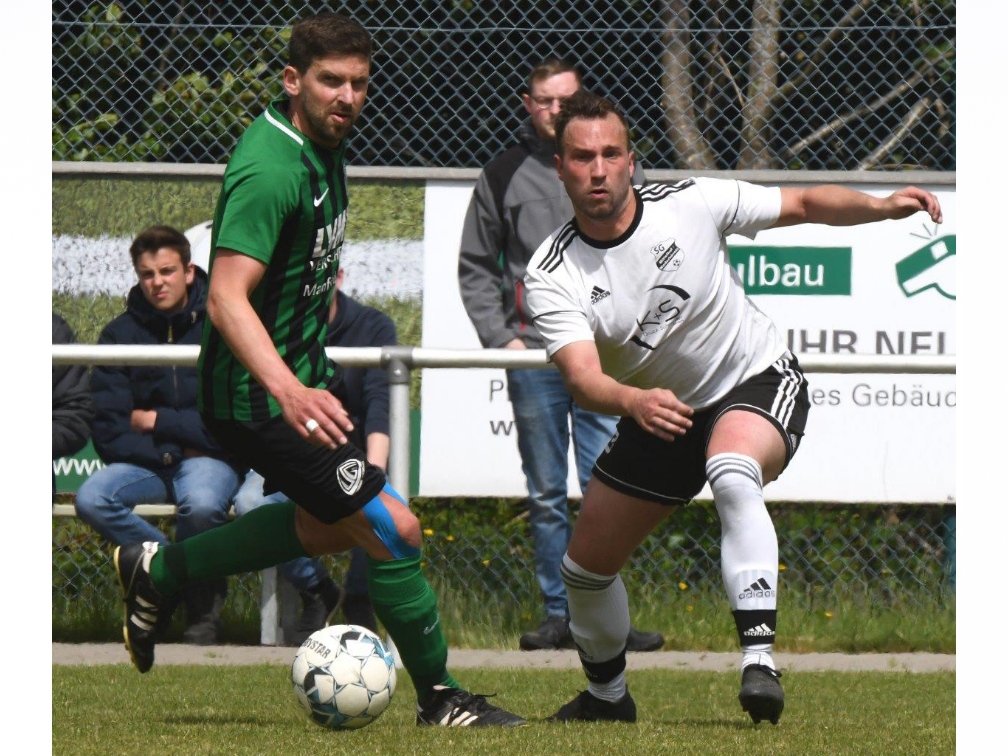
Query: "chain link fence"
53 500 955 642
52 0 955 170
51 0 956 642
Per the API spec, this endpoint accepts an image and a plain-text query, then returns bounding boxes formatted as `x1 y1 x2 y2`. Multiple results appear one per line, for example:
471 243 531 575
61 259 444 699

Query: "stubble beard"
305 105 356 148
576 179 634 231
577 190 617 222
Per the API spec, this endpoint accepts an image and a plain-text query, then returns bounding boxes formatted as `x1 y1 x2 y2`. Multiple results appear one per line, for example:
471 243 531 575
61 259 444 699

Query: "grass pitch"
52 665 953 755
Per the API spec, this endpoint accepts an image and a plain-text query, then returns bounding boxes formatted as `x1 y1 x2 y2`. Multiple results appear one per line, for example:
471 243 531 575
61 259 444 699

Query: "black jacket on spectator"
52 312 94 460
325 289 397 443
90 268 234 471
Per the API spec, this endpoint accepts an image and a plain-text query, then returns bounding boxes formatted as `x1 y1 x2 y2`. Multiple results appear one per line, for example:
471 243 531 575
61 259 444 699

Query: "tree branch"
773 0 874 107
739 0 780 169
783 48 953 161
711 45 744 106
857 97 932 170
660 0 717 170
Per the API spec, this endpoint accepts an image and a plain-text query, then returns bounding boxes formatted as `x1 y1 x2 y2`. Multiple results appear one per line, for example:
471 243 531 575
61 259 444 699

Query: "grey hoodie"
457 121 645 349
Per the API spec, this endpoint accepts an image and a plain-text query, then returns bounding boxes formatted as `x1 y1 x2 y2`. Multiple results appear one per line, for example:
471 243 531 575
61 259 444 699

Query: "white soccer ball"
291 624 397 730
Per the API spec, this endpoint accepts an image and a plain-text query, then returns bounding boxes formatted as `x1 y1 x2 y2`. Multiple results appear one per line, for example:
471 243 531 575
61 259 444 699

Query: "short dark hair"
129 225 190 269
554 90 632 157
527 57 581 92
288 12 372 73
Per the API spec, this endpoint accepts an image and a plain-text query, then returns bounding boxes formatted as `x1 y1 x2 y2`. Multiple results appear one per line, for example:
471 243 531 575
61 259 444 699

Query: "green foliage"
51 3 143 161
52 0 956 170
52 665 955 754
139 31 286 163
53 501 955 651
51 515 265 644
52 4 287 162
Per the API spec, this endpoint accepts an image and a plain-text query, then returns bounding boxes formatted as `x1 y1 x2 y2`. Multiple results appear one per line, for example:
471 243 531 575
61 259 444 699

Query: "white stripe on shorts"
768 351 802 430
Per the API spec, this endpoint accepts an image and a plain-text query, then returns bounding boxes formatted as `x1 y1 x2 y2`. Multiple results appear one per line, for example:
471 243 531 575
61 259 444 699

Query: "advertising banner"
419 180 955 503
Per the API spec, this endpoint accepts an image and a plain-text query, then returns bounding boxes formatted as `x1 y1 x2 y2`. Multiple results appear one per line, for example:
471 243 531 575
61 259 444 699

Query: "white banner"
420 180 956 503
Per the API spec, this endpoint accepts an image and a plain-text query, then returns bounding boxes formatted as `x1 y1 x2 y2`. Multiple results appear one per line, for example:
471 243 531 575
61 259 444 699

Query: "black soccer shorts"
592 351 810 506
204 414 387 524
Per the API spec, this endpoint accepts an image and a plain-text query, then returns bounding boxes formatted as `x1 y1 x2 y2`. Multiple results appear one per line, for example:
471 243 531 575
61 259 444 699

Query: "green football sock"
149 501 308 595
366 553 458 700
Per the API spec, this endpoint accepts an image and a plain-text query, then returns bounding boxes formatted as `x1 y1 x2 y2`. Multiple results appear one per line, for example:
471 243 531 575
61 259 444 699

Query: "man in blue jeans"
75 225 241 645
233 266 393 644
458 58 663 651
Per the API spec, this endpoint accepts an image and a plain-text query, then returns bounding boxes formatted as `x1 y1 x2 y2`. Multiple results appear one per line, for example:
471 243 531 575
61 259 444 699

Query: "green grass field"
52 665 954 755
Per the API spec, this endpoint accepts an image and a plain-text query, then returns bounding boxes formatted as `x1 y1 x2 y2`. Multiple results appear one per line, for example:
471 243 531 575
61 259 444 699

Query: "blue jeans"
74 457 238 546
506 368 618 619
233 469 335 593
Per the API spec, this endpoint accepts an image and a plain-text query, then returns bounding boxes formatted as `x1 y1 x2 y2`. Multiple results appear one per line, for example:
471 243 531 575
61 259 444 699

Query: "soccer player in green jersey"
112 11 526 728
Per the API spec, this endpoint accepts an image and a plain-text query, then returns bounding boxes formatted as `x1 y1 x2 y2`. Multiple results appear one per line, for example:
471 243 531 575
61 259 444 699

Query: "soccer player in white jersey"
524 90 943 725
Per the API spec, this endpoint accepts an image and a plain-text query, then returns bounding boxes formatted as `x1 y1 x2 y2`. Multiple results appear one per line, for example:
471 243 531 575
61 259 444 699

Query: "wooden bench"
52 502 302 646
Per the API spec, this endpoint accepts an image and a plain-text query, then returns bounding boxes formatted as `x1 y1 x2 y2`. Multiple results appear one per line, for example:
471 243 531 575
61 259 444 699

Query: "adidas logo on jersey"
743 623 775 638
590 285 611 304
738 577 776 600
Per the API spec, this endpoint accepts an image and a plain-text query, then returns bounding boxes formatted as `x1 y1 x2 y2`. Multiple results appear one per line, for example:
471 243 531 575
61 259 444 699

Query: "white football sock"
561 552 630 700
707 453 779 667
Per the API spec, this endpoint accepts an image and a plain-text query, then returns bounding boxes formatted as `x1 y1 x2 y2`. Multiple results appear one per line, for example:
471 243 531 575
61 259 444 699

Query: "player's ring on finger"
305 418 320 433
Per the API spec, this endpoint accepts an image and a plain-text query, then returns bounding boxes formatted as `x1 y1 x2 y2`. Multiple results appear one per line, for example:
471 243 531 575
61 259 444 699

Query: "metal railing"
51 343 955 501
51 344 956 641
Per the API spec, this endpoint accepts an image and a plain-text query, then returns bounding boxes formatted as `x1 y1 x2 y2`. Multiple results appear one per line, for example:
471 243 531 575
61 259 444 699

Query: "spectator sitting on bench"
74 225 243 645
52 311 94 498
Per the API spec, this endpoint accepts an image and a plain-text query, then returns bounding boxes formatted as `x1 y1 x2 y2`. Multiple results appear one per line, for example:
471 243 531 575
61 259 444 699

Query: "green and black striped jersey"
198 99 349 421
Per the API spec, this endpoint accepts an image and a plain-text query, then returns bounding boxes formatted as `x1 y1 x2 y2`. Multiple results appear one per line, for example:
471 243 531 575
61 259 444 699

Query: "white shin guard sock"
561 553 630 700
707 453 779 668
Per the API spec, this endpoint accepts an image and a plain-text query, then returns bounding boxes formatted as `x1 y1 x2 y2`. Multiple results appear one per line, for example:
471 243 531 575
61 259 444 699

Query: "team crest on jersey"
337 459 365 495
651 238 684 271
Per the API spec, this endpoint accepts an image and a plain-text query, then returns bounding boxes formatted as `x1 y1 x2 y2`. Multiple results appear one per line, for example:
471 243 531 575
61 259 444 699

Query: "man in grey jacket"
457 58 663 652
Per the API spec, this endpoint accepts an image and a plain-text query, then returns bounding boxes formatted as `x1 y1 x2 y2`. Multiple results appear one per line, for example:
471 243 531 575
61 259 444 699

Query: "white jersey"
524 177 787 409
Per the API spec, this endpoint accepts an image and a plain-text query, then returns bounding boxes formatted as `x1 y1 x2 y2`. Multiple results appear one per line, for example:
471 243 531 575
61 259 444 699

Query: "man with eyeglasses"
458 58 663 653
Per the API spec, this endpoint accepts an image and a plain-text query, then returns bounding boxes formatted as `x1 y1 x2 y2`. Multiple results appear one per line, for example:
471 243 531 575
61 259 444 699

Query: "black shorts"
204 415 387 525
592 351 810 506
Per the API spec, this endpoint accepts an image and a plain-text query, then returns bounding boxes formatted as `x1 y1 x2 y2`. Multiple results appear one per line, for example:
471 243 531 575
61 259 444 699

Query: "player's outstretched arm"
776 184 943 228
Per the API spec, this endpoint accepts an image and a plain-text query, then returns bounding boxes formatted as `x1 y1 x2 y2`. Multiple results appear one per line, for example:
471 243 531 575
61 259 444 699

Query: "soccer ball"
291 624 397 730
